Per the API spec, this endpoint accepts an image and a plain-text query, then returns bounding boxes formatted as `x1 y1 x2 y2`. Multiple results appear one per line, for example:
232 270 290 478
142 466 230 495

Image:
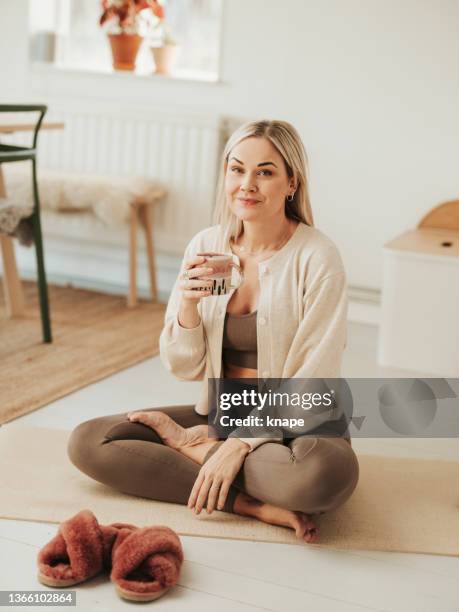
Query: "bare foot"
233 491 319 544
127 410 210 451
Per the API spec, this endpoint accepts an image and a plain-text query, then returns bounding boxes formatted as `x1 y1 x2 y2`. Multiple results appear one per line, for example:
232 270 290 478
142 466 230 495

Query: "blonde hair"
213 119 314 249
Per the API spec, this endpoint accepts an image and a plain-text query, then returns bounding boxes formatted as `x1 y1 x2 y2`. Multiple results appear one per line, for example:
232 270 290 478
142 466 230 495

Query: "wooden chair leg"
139 203 158 302
0 235 26 317
0 165 26 317
128 203 138 308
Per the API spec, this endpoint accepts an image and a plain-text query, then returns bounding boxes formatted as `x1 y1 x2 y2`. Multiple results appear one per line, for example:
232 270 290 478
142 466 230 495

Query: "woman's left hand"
188 438 250 514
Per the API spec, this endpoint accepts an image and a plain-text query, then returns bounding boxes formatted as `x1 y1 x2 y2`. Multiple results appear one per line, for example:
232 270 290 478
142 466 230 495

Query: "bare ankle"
176 439 219 465
233 491 264 517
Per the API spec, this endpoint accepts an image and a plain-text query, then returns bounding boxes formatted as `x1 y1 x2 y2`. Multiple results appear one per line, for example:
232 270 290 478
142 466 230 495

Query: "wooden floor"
1 321 458 611
0 281 165 423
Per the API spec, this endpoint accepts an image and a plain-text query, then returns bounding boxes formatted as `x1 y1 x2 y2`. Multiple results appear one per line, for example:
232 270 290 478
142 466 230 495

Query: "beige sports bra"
222 310 258 369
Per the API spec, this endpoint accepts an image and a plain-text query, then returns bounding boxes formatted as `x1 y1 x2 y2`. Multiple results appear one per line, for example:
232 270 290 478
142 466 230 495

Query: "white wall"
1 0 458 292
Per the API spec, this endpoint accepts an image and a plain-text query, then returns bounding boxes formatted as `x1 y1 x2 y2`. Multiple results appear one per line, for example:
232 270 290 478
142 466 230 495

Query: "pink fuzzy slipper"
37 509 138 588
110 525 184 602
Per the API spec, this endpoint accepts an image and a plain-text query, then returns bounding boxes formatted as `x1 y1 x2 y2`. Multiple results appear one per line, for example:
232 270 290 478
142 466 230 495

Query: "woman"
68 119 359 543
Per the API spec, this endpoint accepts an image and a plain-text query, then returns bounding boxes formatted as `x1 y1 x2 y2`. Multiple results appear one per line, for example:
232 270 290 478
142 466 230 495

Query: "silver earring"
287 193 295 202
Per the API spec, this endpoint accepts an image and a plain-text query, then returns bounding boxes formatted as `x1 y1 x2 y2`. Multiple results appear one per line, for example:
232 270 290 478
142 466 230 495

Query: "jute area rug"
1 424 459 556
0 281 166 424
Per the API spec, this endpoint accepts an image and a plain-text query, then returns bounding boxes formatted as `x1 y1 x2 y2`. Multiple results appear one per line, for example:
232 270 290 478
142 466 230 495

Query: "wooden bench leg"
0 166 26 317
128 203 138 308
0 235 26 317
139 203 158 302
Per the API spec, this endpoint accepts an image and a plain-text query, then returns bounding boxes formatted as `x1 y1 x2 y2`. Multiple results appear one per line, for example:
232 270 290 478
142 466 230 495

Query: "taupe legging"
67 404 359 516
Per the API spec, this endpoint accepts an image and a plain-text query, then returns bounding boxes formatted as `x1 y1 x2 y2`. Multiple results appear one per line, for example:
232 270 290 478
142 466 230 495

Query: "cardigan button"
259 317 266 325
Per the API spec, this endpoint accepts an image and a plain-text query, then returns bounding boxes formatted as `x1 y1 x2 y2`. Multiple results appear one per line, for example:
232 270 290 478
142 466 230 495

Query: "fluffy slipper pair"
37 509 183 603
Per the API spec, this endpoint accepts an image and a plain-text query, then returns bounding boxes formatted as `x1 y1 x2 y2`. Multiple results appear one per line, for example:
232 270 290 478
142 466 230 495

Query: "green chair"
0 104 52 342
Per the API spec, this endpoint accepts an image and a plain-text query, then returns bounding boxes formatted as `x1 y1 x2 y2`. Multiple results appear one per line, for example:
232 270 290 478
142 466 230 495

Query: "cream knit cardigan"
159 221 348 452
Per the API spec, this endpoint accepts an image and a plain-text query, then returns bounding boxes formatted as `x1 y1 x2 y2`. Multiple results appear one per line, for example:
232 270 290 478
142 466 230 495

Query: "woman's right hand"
179 255 214 303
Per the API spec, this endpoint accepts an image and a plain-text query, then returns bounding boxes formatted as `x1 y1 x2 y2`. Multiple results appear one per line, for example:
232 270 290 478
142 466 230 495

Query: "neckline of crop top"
225 310 257 318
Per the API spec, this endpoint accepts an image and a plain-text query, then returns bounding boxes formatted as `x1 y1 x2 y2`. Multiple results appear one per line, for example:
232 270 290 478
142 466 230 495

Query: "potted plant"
150 25 181 75
99 0 164 71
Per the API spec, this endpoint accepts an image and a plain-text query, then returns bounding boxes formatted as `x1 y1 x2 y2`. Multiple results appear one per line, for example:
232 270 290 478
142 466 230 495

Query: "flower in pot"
150 24 181 75
100 0 164 71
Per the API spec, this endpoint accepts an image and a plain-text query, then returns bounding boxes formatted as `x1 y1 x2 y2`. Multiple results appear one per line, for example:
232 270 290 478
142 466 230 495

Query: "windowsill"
29 60 221 85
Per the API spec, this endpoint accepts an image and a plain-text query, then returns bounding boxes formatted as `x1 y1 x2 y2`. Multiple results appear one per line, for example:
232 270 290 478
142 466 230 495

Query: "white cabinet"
378 227 459 376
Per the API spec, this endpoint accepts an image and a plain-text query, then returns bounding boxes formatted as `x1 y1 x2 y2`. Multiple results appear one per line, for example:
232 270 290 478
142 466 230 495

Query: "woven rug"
0 281 166 423
1 424 459 556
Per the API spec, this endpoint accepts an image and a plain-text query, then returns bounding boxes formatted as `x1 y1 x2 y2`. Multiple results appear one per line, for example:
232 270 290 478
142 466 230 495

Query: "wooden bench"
1 166 167 310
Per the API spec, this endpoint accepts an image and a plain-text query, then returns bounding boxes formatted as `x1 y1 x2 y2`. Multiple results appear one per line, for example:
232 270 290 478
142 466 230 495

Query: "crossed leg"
68 405 359 544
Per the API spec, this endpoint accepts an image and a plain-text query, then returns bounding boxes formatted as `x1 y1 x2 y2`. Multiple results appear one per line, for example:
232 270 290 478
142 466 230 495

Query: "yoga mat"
0 282 166 424
1 425 458 556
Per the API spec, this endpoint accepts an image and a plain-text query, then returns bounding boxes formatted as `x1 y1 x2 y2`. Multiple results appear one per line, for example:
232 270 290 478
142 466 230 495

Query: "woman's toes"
127 409 149 418
293 513 318 542
128 411 162 424
303 526 318 543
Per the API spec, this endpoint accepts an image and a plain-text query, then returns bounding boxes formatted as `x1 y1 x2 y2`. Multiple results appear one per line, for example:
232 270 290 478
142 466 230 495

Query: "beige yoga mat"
1 425 458 556
0 281 166 424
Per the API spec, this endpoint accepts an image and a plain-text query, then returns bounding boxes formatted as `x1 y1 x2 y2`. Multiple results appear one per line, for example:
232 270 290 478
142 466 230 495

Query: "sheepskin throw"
0 163 167 244
0 197 34 245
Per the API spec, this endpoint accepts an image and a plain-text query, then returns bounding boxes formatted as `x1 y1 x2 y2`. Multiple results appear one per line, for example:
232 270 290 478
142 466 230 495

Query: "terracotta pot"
108 34 143 71
151 44 181 75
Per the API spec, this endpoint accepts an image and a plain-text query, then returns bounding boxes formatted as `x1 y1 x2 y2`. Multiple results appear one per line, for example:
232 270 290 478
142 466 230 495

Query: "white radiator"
6 100 226 255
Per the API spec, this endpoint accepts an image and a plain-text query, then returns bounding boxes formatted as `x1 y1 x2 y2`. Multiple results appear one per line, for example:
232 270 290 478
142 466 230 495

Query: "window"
28 0 223 81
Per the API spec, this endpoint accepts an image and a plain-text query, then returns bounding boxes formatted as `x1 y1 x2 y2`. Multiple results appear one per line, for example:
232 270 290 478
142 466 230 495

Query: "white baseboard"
11 235 381 325
13 234 179 305
348 300 380 326
347 286 380 326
